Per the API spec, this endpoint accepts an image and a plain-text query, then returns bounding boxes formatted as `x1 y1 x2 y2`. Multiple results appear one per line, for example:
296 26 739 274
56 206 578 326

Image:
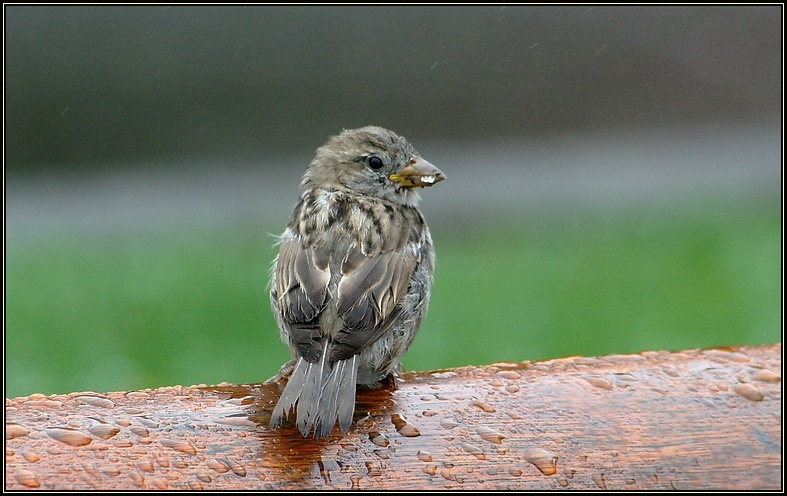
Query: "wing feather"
332 243 419 361
275 237 331 361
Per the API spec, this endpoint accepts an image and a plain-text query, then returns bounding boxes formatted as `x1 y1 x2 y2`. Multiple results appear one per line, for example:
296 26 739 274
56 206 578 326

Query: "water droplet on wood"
417 450 433 462
476 426 505 444
461 443 485 460
88 425 120 439
523 448 558 476
471 399 496 413
15 469 40 488
6 423 29 439
752 369 781 383
45 428 93 447
159 439 198 455
585 376 613 390
75 396 115 409
733 383 764 401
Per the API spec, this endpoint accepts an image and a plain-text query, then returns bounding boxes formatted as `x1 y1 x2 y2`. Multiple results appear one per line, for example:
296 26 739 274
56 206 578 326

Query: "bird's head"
302 126 445 206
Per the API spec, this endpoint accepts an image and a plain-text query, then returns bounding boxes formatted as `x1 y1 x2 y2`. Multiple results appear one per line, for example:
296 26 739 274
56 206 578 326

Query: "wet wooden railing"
5 344 781 490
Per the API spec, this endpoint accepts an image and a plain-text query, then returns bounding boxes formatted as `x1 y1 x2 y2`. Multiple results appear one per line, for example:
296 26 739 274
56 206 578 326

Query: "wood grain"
5 344 781 490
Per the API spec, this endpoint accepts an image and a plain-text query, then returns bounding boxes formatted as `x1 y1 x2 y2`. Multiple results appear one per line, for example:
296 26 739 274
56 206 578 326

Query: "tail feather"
313 358 344 438
269 341 361 438
296 343 330 435
337 354 359 434
269 357 309 429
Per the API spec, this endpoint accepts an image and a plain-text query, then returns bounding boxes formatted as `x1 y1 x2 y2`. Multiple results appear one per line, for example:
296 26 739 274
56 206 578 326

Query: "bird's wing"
275 228 421 363
330 242 420 361
274 236 331 362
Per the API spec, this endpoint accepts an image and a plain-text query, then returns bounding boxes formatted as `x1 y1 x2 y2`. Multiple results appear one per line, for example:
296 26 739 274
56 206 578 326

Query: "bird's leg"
363 372 398 390
380 373 398 389
264 358 298 383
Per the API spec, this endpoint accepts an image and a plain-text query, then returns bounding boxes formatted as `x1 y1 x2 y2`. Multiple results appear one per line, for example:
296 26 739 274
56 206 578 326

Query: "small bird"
268 126 445 437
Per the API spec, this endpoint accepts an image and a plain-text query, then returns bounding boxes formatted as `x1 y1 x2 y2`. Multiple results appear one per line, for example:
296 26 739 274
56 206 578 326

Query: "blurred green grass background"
5 194 780 399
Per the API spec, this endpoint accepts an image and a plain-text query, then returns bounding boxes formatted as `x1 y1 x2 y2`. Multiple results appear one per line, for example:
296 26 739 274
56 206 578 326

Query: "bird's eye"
367 156 384 170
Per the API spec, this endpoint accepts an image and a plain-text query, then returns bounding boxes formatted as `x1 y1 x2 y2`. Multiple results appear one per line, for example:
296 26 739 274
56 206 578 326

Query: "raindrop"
131 471 146 487
215 416 256 427
88 425 121 439
752 370 781 383
497 371 521 380
733 383 764 401
470 399 496 413
365 460 382 477
130 426 150 437
207 458 230 473
703 349 750 363
6 423 29 439
220 458 247 477
391 414 420 437
22 451 41 463
585 377 613 390
151 478 169 489
461 443 485 460
75 396 116 409
194 472 213 482
422 464 438 475
102 467 122 477
662 367 680 377
14 469 40 488
417 450 433 462
368 432 389 447
476 426 505 444
137 460 155 473
592 472 607 490
45 428 93 447
440 419 458 430
24 399 63 408
523 448 558 476
187 480 204 490
471 367 490 377
350 474 363 489
491 361 520 368
136 417 160 429
159 439 198 455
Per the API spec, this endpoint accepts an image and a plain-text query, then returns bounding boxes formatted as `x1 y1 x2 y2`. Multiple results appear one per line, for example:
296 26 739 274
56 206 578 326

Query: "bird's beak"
389 157 446 188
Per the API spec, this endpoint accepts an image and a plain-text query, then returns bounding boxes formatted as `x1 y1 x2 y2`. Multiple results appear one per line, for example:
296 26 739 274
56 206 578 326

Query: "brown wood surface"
5 344 782 490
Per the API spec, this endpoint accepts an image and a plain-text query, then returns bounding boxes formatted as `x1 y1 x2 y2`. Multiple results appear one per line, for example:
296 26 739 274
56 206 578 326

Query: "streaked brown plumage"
268 126 445 437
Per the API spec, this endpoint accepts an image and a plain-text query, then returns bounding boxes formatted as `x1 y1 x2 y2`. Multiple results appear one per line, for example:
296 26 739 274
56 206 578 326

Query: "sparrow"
268 126 445 437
